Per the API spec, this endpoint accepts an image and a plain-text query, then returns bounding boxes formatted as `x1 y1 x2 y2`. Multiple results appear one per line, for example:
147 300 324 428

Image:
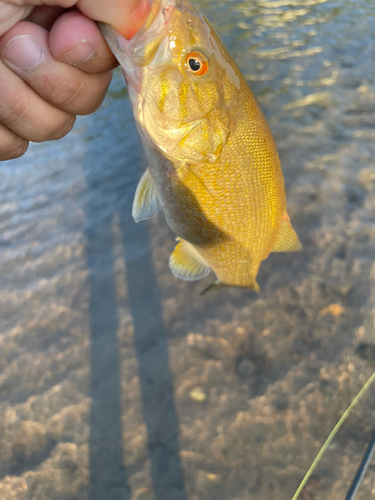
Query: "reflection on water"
1 0 375 499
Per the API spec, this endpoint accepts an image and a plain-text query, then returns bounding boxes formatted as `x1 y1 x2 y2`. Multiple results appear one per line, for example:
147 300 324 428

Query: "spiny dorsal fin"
132 168 161 223
169 239 211 281
272 220 302 253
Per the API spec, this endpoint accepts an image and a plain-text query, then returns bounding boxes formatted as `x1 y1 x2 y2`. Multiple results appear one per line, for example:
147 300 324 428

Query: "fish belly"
142 86 288 289
170 93 286 287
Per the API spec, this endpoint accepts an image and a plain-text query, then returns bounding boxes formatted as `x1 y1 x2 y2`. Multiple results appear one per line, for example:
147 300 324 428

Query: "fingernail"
2 35 44 71
62 41 95 65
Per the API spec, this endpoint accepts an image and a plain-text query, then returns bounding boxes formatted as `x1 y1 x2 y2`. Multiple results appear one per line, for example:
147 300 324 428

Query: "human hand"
0 0 150 160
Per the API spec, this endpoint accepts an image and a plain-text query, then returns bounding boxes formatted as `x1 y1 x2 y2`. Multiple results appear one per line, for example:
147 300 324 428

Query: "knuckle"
0 93 31 129
47 74 90 112
79 88 106 115
0 128 29 161
10 141 29 159
37 113 76 142
54 114 76 140
47 72 112 115
80 73 113 115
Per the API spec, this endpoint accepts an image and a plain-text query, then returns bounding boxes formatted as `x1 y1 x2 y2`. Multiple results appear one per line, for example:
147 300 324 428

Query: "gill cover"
99 0 241 164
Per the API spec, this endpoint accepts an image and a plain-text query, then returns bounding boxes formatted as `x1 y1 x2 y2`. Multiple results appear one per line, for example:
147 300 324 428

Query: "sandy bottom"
1 141 375 499
1 0 375 498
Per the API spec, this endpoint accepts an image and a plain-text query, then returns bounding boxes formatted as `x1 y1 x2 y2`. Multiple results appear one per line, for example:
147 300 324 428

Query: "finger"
0 123 29 161
0 60 75 143
0 5 33 37
76 0 151 40
49 11 117 73
0 22 112 116
6 0 151 40
26 6 74 30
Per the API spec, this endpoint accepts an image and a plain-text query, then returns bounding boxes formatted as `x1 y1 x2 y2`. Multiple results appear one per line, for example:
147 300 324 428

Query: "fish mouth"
98 0 201 76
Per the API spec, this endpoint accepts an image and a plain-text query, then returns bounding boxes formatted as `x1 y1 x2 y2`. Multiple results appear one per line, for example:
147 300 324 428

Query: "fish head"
99 0 244 163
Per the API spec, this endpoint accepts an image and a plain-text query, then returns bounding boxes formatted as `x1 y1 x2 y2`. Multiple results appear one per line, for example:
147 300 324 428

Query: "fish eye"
186 51 209 76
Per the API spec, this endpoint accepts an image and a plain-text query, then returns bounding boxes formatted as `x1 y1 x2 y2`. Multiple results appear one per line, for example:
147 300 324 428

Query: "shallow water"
1 1 375 499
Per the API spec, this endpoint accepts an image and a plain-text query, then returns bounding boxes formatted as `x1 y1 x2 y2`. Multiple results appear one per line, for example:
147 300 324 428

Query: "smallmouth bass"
99 0 301 291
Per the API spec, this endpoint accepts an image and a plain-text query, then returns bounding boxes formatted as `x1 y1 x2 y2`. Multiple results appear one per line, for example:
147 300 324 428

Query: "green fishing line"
291 371 375 500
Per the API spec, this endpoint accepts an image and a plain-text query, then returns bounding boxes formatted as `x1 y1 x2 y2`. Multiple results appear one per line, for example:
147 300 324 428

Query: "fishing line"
291 371 375 500
345 428 375 500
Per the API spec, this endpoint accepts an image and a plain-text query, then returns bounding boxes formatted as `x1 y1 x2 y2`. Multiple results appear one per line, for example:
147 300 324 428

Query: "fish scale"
99 0 301 290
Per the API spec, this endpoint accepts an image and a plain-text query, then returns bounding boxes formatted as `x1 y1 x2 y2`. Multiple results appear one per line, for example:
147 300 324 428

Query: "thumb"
76 0 151 39
3 0 151 39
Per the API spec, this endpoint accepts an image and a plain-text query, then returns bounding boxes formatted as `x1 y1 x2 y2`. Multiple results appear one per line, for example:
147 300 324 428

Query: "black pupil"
188 58 201 72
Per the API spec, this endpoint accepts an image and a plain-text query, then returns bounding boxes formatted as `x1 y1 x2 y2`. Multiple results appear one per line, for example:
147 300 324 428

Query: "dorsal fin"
272 220 302 253
169 239 211 281
132 168 161 223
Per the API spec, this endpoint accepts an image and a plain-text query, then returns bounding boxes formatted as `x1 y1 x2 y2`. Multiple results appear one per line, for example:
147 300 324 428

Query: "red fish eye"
186 51 209 76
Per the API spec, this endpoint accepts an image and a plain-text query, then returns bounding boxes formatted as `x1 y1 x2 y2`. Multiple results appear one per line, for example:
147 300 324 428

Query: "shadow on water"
86 213 129 500
82 83 186 499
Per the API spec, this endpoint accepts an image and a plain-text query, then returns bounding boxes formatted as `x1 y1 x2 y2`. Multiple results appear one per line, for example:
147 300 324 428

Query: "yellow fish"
99 0 301 291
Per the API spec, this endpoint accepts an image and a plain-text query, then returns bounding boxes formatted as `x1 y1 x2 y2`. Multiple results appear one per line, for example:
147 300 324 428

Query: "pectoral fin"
272 221 302 252
132 168 161 223
169 239 211 281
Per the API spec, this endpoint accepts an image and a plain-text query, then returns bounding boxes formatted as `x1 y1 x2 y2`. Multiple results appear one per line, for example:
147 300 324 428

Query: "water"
1 1 375 499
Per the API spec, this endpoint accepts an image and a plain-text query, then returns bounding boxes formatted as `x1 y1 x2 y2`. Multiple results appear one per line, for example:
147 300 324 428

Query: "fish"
99 0 301 291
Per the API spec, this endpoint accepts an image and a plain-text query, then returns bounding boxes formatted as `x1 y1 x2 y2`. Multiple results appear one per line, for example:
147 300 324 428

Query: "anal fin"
272 220 302 253
132 168 161 223
169 239 211 281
